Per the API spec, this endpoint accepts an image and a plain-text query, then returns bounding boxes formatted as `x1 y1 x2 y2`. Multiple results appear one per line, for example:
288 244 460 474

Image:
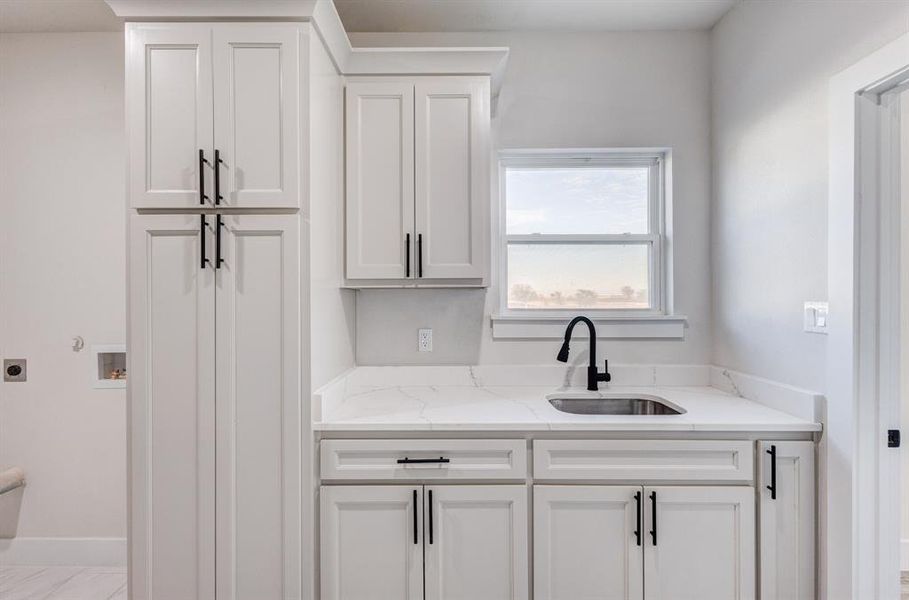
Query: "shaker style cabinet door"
423 485 529 600
759 441 815 600
320 486 424 600
212 25 301 209
127 24 214 209
414 78 488 279
643 486 755 600
214 214 301 600
345 80 416 279
533 486 644 600
128 214 216 600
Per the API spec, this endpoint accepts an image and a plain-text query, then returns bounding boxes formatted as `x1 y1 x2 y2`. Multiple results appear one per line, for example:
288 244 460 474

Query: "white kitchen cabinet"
127 24 214 210
129 213 300 600
127 23 301 209
345 76 489 284
424 485 528 600
643 486 755 600
320 486 424 600
345 80 415 279
534 486 643 600
320 485 528 600
414 79 488 279
215 214 300 600
758 441 815 600
128 214 216 600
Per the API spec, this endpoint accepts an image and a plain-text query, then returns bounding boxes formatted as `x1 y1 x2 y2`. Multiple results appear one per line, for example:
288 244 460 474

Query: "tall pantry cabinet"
126 22 305 600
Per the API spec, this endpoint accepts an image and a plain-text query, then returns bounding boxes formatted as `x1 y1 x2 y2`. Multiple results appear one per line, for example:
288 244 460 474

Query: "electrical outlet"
418 328 433 352
804 301 829 334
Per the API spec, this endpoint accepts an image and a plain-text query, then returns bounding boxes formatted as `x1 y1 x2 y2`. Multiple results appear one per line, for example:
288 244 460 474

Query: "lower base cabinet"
320 485 528 600
534 485 755 600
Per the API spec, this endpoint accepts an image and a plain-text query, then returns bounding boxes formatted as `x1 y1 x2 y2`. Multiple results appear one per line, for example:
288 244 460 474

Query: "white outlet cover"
418 328 433 352
804 301 829 334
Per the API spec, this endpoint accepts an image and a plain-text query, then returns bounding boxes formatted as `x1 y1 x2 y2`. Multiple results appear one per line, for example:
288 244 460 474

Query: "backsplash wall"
351 31 712 366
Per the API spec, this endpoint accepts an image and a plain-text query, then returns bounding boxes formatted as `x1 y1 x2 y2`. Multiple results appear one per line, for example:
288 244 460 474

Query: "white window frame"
497 149 667 317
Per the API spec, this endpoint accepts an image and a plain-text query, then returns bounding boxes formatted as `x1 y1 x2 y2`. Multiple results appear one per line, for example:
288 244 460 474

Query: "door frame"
828 31 909 600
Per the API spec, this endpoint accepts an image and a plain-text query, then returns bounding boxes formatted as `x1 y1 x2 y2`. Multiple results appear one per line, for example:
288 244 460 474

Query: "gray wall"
351 31 713 366
0 33 126 538
710 1 909 393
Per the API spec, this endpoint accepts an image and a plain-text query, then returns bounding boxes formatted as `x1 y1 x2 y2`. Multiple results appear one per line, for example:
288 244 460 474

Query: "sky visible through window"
506 166 651 309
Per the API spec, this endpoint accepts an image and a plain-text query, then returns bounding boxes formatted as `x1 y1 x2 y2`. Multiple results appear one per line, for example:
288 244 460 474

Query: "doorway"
828 32 909 600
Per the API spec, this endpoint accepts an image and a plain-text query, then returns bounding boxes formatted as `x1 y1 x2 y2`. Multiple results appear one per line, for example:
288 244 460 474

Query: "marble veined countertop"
312 366 823 433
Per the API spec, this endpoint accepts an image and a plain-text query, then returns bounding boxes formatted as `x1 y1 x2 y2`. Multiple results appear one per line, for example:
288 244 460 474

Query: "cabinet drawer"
533 440 753 482
320 439 527 481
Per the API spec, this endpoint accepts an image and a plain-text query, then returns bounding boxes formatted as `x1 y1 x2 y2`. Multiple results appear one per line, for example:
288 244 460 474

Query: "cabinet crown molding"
108 0 509 106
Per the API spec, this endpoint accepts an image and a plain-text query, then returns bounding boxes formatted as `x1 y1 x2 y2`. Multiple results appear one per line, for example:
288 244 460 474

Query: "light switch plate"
418 329 433 352
804 302 829 334
4 358 26 382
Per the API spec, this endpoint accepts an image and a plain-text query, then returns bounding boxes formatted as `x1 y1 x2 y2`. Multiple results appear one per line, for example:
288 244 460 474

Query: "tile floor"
0 566 906 599
0 566 126 600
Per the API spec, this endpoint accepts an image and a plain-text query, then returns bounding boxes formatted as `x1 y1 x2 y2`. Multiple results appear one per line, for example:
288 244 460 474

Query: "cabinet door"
213 24 301 208
534 486 643 600
414 78 489 279
345 80 415 279
759 442 815 600
128 214 216 600
214 214 301 600
127 24 213 209
320 486 424 600
644 486 755 600
424 485 529 600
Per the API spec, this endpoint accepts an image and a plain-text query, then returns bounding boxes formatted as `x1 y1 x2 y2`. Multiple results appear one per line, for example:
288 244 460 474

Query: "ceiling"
334 0 739 33
0 0 122 33
0 0 738 34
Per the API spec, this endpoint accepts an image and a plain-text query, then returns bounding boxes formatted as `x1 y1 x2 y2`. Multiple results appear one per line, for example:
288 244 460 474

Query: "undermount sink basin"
547 393 685 416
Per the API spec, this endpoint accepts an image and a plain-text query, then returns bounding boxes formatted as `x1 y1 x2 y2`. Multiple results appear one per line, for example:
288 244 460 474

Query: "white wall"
902 89 909 568
0 33 126 539
308 30 356 391
711 1 909 393
351 31 712 366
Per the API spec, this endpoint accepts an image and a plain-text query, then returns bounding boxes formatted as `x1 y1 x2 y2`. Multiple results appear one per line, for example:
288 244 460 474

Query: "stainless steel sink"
547 394 685 415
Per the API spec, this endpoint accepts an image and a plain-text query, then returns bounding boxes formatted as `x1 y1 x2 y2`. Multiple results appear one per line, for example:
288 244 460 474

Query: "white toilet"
0 467 25 539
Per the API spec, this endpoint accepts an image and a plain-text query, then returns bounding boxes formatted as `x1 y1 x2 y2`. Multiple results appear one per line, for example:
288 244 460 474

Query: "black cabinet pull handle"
200 215 211 269
215 215 224 269
649 491 657 546
412 489 418 545
198 149 210 205
766 444 777 500
214 149 223 205
396 457 450 465
418 234 423 277
428 489 434 545
634 490 642 546
406 233 411 277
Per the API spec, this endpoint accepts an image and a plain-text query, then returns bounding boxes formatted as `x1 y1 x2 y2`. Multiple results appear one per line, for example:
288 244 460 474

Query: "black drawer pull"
634 490 642 546
396 457 450 465
649 490 657 546
412 489 418 545
428 489 434 544
766 444 777 500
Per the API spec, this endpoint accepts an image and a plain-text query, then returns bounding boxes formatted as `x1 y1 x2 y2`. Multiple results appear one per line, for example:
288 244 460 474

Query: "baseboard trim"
902 538 909 571
0 537 126 566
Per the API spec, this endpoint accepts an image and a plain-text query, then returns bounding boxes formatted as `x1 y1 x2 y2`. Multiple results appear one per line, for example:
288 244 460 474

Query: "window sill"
490 314 688 340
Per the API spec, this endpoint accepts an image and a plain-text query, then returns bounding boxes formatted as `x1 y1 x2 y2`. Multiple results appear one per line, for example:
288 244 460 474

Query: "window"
499 150 666 317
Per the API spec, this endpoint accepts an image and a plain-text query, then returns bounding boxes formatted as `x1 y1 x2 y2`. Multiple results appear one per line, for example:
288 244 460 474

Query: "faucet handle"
599 359 612 383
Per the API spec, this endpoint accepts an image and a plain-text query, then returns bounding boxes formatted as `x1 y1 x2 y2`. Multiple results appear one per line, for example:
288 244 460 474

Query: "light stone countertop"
312 366 823 433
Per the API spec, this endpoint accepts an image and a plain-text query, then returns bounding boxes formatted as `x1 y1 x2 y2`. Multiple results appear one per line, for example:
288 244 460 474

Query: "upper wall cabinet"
127 23 301 209
345 76 490 285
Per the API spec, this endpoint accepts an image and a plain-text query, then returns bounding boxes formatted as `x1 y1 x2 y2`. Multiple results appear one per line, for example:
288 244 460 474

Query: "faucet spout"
556 316 612 391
